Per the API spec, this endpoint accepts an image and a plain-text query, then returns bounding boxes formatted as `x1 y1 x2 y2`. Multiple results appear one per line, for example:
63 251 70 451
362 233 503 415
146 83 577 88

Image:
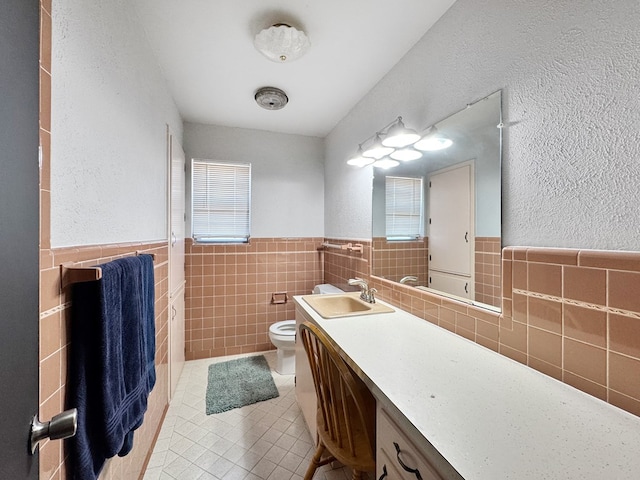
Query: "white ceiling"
132 0 457 138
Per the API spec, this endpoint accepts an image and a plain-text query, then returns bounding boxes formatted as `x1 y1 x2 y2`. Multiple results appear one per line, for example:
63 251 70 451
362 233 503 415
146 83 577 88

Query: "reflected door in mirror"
428 162 474 299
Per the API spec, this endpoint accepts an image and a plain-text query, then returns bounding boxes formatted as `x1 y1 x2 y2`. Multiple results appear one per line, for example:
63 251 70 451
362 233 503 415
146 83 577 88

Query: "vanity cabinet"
296 301 449 478
377 406 444 480
294 304 317 443
293 294 640 479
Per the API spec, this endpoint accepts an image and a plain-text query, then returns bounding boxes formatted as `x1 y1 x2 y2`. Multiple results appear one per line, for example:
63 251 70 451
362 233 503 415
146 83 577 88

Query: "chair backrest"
299 322 376 466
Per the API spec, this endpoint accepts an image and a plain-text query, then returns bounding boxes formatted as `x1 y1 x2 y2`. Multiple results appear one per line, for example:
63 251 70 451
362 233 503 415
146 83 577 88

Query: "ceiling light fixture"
390 147 422 161
346 117 410 168
362 134 394 159
382 117 421 147
347 116 447 169
372 157 400 169
254 24 310 63
255 86 288 110
414 127 453 151
346 145 375 167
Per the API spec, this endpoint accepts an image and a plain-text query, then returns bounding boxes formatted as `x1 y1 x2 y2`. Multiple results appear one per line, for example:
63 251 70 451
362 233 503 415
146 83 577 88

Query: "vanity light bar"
390 147 422 161
362 133 394 159
372 158 400 169
382 117 420 147
346 116 452 168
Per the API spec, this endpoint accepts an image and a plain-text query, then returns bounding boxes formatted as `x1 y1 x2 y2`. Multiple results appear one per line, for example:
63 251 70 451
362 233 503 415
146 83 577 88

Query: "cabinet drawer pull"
378 464 388 479
394 441 423 480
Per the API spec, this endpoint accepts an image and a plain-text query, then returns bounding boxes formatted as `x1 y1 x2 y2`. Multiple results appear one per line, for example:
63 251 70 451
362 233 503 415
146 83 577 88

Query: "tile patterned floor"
143 351 362 480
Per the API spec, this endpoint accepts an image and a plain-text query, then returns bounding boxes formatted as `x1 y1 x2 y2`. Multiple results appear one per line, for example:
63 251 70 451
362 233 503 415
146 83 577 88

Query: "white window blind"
191 160 251 243
385 176 424 240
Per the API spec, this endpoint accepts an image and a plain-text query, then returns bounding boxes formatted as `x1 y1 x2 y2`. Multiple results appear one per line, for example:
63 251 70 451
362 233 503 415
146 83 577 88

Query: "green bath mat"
206 355 280 414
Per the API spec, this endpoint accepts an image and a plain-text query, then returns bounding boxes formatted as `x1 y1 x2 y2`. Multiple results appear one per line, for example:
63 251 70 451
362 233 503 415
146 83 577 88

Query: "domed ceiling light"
254 24 310 63
255 86 288 110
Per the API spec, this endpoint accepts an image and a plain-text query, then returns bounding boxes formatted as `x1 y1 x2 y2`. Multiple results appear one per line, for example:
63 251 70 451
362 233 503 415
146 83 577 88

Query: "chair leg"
351 470 364 480
304 442 327 480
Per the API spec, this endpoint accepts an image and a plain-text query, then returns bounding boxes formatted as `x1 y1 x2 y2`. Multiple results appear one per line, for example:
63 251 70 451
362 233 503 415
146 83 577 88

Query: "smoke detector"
255 87 288 110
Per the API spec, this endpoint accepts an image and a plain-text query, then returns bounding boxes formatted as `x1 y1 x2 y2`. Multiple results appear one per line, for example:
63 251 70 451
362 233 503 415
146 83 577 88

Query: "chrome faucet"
399 275 418 285
348 278 377 304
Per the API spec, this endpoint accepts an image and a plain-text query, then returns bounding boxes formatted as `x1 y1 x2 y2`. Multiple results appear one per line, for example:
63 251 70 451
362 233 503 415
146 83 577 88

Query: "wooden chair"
299 322 376 480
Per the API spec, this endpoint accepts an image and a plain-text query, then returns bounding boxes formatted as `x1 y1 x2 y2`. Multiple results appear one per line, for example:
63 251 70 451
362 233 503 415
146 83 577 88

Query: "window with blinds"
385 176 424 241
191 160 251 243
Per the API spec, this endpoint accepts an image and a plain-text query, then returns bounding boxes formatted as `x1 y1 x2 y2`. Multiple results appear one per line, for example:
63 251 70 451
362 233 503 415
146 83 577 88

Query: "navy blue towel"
67 254 156 480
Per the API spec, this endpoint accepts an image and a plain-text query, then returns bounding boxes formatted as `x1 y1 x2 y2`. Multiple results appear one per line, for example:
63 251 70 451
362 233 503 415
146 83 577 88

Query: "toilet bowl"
268 284 344 375
269 320 296 375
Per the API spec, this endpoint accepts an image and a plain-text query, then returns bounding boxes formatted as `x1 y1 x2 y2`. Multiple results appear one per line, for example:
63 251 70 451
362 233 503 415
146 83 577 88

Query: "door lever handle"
30 408 77 454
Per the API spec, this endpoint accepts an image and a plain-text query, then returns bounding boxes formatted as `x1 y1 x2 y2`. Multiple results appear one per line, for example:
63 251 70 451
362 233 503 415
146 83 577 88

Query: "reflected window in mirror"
371 90 502 311
385 176 424 241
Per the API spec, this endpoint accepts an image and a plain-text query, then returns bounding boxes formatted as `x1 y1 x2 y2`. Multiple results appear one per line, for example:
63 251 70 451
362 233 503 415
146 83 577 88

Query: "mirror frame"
370 90 503 312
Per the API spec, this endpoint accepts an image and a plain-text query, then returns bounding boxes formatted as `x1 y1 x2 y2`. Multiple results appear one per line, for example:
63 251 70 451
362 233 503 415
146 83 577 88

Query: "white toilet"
268 320 297 375
268 284 343 375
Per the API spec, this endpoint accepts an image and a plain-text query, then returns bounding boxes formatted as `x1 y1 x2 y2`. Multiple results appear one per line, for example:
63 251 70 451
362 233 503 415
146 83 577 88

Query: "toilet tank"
312 284 344 295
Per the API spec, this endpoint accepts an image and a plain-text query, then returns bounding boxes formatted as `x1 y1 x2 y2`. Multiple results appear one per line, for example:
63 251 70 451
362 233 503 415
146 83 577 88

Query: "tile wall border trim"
40 301 71 319
512 288 640 319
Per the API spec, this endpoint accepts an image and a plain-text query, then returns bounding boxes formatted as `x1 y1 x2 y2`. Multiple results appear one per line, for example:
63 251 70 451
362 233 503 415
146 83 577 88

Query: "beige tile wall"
475 237 501 308
371 237 428 285
323 238 371 289
325 238 640 418
184 238 324 360
39 243 169 480
502 247 640 416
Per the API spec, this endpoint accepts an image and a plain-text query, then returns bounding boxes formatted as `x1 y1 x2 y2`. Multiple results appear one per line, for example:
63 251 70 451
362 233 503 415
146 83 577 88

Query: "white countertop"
294 294 640 480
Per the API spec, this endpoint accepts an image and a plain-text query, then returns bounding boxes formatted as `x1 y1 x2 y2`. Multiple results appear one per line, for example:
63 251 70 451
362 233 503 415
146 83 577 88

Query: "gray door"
0 0 41 478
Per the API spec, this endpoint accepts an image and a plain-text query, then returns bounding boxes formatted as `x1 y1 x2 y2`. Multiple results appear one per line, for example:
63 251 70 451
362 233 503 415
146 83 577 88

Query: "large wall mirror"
372 90 502 311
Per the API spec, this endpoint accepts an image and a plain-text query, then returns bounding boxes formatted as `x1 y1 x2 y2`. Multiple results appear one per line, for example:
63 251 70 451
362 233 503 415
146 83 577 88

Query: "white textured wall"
51 0 183 247
184 123 325 238
325 0 640 250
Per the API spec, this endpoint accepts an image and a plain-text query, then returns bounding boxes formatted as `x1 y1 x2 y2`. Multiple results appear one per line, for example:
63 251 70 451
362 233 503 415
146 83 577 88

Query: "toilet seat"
269 320 296 336
268 320 296 375
268 287 344 375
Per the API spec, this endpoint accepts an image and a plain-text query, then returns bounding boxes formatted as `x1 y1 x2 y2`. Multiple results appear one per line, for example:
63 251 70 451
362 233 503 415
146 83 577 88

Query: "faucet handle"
368 288 377 303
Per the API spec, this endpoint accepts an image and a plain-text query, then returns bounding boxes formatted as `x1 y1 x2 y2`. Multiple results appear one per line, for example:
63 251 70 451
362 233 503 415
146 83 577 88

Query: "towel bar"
60 264 102 289
320 242 345 250
319 242 363 253
60 252 156 289
135 251 156 260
